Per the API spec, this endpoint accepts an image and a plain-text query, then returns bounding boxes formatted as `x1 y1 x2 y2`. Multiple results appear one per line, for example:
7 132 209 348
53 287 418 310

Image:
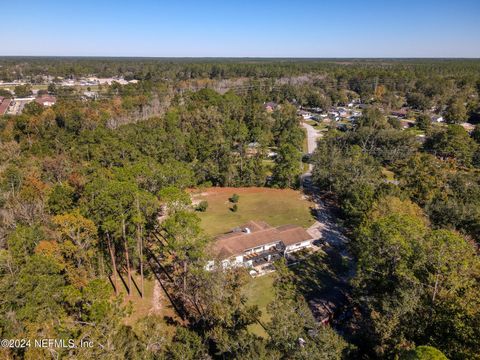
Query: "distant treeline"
1 57 480 82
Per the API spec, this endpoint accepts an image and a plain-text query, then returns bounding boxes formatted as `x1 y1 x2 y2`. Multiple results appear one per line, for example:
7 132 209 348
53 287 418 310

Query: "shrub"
231 204 238 212
229 193 240 203
196 200 208 212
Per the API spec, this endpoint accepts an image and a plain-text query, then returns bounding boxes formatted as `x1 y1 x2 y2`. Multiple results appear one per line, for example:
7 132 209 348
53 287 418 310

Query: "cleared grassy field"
192 187 315 236
123 276 156 326
121 275 175 322
122 275 178 339
244 273 275 338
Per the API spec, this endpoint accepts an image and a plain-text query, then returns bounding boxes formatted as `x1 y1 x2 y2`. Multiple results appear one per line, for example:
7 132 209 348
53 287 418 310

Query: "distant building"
391 108 408 118
61 79 76 87
35 94 56 107
431 115 444 123
245 142 261 156
0 96 12 116
92 78 129 85
83 91 98 99
460 122 475 133
263 102 278 112
400 120 414 129
298 110 312 119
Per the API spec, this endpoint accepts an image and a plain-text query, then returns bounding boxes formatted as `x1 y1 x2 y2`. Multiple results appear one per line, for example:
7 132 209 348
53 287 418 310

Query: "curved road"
300 120 356 328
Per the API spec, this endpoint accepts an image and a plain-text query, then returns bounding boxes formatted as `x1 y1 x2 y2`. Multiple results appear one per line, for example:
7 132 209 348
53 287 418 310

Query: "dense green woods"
0 58 479 359
311 107 480 358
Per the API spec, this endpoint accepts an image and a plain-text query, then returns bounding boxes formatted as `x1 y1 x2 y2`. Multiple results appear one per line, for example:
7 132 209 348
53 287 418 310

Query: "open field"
0 84 48 91
192 187 316 236
121 275 177 337
122 276 156 326
244 273 275 337
0 84 103 92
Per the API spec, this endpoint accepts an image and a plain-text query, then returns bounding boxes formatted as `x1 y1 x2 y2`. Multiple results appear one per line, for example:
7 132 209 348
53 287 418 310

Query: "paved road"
301 121 323 155
303 193 356 328
301 121 323 175
299 121 356 327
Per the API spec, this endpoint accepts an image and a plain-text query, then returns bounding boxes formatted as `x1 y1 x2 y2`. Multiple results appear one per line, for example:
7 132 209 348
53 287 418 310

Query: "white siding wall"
264 243 277 250
285 240 312 253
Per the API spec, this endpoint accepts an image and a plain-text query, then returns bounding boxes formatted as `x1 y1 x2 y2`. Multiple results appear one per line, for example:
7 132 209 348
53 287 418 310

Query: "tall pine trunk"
123 216 132 296
140 225 144 297
136 197 144 297
137 223 144 297
107 232 119 295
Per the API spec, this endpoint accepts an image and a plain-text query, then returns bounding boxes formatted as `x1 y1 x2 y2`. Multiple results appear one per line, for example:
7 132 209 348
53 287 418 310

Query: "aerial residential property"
263 101 278 112
0 96 11 116
35 94 57 107
208 220 315 275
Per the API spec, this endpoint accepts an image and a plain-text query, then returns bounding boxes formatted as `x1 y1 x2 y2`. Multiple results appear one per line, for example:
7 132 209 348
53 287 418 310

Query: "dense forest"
0 58 479 359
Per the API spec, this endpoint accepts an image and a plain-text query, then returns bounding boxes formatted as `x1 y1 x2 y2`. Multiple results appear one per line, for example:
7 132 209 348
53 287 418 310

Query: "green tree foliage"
400 346 448 360
396 153 449 206
196 200 208 212
406 92 431 111
6 225 44 266
0 88 13 98
415 113 431 131
348 107 418 163
266 261 350 359
270 104 305 188
312 137 382 224
14 84 33 98
47 183 75 214
471 124 480 143
272 143 302 188
425 125 478 167
23 101 44 116
52 210 98 284
47 82 57 94
166 327 208 360
229 193 240 203
444 97 468 124
352 196 480 359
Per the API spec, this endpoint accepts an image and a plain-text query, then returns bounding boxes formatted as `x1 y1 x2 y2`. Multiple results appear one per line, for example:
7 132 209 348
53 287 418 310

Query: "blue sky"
1 0 479 57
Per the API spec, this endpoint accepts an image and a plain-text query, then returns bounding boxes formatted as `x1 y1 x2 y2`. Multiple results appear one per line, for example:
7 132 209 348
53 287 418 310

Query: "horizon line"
1 56 480 60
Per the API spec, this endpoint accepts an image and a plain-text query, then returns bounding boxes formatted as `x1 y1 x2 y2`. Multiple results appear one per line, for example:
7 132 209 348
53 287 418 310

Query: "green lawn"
306 120 327 131
193 187 315 236
406 128 425 136
262 159 275 176
244 273 275 337
302 128 308 153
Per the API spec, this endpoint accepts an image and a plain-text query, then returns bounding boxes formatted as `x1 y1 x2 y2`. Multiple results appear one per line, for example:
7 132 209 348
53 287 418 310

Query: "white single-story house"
35 95 56 107
431 115 444 123
207 221 314 272
298 110 312 119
